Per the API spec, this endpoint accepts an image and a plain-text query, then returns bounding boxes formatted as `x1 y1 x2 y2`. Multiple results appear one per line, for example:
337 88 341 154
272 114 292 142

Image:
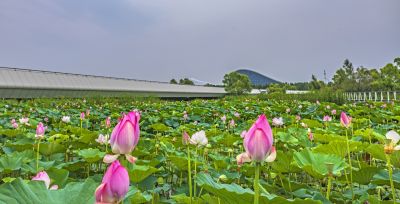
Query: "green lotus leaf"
293 149 346 179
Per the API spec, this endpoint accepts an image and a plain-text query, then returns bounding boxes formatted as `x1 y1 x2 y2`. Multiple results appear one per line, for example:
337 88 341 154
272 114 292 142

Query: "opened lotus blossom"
95 160 129 203
32 171 58 190
19 117 29 125
104 111 140 164
323 115 332 122
61 116 70 123
384 130 400 154
272 117 284 127
190 130 208 147
243 114 275 162
96 134 108 145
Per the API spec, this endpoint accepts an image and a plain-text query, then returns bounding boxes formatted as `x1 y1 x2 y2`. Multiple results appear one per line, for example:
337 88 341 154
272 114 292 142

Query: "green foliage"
222 72 252 95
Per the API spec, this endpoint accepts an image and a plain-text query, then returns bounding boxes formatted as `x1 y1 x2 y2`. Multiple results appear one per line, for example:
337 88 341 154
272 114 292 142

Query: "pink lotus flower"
80 112 85 120
331 109 337 115
96 134 108 145
240 130 247 138
323 115 332 122
35 122 46 139
182 131 190 145
229 119 235 128
221 115 226 123
106 117 111 128
19 117 29 125
295 115 301 121
11 119 16 124
308 128 314 141
243 114 274 162
272 117 284 127
234 112 240 118
32 171 58 190
104 112 140 164
340 112 351 128
110 111 140 154
12 122 18 129
95 161 129 203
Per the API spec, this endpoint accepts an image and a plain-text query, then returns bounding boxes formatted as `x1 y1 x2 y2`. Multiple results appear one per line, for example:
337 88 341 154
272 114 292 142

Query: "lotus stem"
386 154 396 203
254 162 260 204
187 146 192 204
326 175 332 200
194 146 198 199
345 129 354 199
36 139 41 172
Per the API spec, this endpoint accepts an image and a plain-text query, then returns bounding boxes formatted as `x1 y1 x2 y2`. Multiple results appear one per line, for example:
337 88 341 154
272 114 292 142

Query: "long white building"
0 67 226 98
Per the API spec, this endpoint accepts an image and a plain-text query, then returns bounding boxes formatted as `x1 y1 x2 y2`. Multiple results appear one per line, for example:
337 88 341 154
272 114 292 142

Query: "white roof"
0 67 226 98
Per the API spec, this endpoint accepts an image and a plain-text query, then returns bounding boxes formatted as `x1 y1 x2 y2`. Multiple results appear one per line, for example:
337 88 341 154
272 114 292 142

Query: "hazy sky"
0 0 399 84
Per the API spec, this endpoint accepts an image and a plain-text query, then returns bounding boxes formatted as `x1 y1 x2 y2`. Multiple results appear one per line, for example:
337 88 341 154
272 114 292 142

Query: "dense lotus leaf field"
0 97 399 204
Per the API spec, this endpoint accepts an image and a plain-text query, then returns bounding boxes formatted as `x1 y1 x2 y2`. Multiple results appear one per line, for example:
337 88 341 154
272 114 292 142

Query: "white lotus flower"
190 130 208 147
385 130 400 154
272 117 284 127
61 116 70 123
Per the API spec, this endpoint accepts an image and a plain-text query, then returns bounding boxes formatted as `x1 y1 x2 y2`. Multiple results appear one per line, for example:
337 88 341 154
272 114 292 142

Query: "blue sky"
0 0 399 84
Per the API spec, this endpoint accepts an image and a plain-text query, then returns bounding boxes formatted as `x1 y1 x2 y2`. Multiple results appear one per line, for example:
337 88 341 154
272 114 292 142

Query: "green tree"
179 78 194 85
222 72 252 95
170 79 178 84
310 75 325 90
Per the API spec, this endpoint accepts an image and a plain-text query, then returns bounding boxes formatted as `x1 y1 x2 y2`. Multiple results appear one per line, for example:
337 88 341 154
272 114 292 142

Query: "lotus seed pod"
218 174 228 182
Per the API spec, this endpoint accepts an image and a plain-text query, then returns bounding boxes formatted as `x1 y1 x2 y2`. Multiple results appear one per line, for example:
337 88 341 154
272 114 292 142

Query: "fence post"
387 91 390 102
381 92 383 101
375 92 377 102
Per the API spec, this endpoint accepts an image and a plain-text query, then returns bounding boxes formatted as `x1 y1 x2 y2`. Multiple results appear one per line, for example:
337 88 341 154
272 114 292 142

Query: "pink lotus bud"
110 111 140 154
12 122 18 129
44 117 49 122
308 128 314 141
240 130 247 138
234 112 240 118
340 112 351 128
80 112 85 120
183 113 188 121
326 105 331 110
182 131 190 145
95 161 129 203
11 119 16 124
229 119 235 128
35 122 45 139
32 171 51 189
86 109 90 116
106 117 111 128
295 115 301 121
331 109 337 115
243 114 274 162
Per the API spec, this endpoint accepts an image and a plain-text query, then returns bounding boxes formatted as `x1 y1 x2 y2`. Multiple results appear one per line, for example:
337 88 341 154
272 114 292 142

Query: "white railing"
344 91 398 102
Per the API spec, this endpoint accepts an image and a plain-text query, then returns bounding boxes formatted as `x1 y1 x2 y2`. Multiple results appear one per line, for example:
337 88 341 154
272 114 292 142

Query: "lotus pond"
0 97 399 204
